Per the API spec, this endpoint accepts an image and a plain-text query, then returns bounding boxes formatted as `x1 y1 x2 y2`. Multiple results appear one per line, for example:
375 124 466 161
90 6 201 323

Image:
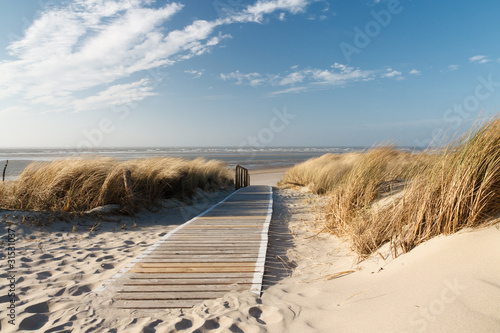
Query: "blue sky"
1 0 499 148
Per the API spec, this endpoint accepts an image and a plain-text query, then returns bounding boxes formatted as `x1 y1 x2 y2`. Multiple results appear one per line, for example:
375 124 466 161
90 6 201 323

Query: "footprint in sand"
248 305 284 325
100 263 114 269
19 314 49 330
39 253 54 260
96 255 114 262
25 301 49 313
36 271 52 280
68 285 91 296
43 322 73 333
174 318 192 330
203 319 220 330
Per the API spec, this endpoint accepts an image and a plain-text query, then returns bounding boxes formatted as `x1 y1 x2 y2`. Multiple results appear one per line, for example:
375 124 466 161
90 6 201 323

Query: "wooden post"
123 170 135 213
235 165 250 190
2 160 8 182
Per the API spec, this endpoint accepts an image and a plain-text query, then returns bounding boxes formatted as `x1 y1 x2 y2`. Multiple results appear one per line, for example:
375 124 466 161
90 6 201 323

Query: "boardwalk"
96 185 273 309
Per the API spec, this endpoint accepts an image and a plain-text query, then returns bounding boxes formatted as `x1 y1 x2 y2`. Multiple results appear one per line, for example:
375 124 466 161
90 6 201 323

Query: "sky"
1 0 499 148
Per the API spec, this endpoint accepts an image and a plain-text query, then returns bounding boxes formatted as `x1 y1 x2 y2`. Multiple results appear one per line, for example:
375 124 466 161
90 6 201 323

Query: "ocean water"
0 147 418 181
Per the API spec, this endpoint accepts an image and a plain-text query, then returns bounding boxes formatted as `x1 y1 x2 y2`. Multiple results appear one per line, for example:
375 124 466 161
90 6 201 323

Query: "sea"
0 147 421 181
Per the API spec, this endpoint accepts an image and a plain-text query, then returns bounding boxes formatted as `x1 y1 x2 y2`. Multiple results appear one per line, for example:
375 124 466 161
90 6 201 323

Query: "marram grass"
0 157 233 213
281 117 500 260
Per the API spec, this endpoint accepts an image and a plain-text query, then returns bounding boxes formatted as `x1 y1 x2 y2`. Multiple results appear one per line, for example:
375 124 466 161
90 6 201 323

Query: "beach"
1 166 499 332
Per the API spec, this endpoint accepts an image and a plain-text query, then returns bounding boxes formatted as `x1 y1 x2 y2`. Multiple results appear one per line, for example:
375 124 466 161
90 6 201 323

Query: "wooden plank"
152 244 261 247
157 240 262 243
114 300 200 309
184 225 261 228
119 284 249 292
126 273 254 279
144 254 258 258
135 263 256 268
150 249 260 253
198 215 266 221
130 267 256 273
148 249 260 254
139 258 257 263
121 274 252 286
115 291 227 300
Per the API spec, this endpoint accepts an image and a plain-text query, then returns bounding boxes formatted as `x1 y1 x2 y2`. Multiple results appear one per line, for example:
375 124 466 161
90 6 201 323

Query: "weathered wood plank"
115 291 227 300
122 278 253 285
143 254 258 258
139 258 257 263
119 284 249 292
196 216 267 220
135 262 256 268
184 224 262 230
126 272 254 279
130 267 256 273
114 300 200 309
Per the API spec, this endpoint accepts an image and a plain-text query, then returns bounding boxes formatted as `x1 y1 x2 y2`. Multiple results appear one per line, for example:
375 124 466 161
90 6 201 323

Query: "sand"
1 169 500 332
249 168 288 187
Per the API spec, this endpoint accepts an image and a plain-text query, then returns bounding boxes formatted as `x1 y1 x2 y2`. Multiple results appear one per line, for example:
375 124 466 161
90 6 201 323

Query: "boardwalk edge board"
93 187 247 294
251 187 273 295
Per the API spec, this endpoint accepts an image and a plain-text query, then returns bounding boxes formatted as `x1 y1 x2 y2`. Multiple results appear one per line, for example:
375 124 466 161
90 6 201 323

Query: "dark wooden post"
235 165 250 190
2 160 8 182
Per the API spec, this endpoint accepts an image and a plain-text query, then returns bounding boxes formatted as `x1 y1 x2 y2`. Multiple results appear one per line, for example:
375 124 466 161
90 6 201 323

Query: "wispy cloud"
469 55 491 64
72 79 157 113
185 69 205 78
220 71 266 86
221 63 377 94
268 86 309 96
0 0 311 113
448 64 460 71
381 68 403 79
409 69 421 75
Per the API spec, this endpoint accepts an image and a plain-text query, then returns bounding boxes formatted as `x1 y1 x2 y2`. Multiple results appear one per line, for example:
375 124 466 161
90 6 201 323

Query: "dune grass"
280 147 428 195
0 157 233 213
281 117 500 260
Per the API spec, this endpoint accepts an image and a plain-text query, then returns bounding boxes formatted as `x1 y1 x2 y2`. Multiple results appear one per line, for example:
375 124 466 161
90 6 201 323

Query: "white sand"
249 168 288 187
1 173 500 332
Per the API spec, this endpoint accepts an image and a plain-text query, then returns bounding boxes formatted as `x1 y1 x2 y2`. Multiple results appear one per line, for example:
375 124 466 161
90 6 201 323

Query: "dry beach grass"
0 157 233 213
281 117 500 260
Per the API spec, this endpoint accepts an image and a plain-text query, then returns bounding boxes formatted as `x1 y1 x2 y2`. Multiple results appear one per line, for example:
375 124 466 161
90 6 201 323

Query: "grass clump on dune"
281 117 500 260
384 117 500 256
0 157 233 213
280 147 426 195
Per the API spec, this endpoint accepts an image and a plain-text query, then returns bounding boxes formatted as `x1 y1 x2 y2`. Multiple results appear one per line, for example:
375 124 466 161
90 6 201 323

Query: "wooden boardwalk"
95 185 273 309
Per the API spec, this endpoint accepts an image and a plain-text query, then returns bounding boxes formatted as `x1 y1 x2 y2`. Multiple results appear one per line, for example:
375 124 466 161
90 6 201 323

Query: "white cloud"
409 69 421 75
278 12 286 21
269 86 309 96
221 63 376 93
72 79 157 113
448 64 459 71
220 71 265 86
469 55 490 64
279 71 305 85
185 69 204 78
0 0 311 113
381 68 402 79
240 0 309 22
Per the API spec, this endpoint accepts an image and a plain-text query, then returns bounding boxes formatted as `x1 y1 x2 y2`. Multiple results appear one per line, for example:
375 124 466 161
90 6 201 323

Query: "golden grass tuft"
281 117 500 260
385 117 500 256
0 157 233 213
